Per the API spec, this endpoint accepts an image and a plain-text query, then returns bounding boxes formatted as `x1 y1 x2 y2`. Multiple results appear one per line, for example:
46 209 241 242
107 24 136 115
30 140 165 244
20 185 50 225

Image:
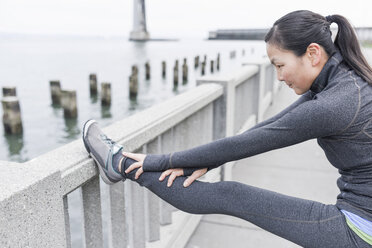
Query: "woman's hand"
159 168 208 188
123 152 146 180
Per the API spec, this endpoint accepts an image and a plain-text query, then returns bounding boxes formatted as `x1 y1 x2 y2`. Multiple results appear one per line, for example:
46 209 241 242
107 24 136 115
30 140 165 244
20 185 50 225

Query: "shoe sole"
83 119 96 153
83 119 116 185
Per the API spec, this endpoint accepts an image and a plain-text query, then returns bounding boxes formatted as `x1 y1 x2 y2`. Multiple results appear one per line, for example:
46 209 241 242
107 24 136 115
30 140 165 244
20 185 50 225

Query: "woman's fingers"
122 152 145 162
125 161 142 174
167 173 178 187
159 168 207 187
135 167 144 180
158 169 184 187
159 169 173 181
183 168 207 188
167 170 183 187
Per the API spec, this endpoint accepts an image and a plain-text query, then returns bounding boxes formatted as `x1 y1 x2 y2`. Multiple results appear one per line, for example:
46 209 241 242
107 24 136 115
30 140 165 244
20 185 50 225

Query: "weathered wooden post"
204 55 207 64
101 83 111 106
50 80 62 105
210 60 214 73
2 96 23 134
89 74 98 95
145 62 150 80
201 61 205 76
129 75 138 98
129 65 138 98
173 67 179 87
2 87 16 97
132 65 138 75
182 58 188 83
61 90 77 118
162 61 166 78
194 56 199 68
217 53 220 71
173 60 179 87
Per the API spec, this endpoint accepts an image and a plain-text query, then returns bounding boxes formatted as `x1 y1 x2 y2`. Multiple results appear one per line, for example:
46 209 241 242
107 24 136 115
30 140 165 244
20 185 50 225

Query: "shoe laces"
100 134 115 146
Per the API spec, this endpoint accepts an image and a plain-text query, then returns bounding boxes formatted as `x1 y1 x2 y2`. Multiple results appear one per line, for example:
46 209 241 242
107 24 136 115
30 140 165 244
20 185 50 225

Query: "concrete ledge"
242 58 271 67
196 65 259 87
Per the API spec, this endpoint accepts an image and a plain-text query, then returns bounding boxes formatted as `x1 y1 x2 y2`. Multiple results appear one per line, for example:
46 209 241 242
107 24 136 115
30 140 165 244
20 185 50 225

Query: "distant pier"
209 27 372 42
208 29 269 40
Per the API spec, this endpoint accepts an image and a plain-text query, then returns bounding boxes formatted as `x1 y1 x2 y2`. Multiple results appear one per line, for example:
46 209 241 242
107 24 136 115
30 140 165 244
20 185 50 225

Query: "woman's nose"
276 71 284 81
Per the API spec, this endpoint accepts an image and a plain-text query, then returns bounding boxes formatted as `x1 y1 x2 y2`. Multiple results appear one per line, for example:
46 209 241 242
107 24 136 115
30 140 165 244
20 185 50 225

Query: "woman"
83 10 372 247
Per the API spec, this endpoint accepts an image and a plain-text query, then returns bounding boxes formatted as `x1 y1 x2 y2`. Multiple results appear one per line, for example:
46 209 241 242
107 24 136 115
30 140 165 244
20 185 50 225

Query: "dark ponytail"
329 14 372 85
265 10 372 86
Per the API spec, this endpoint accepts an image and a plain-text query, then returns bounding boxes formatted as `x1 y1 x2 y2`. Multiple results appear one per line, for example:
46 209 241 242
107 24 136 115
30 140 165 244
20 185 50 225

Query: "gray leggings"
123 158 370 248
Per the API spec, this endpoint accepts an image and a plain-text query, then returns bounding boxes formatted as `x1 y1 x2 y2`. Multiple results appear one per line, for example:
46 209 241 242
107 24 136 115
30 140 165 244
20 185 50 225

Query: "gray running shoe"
83 119 126 184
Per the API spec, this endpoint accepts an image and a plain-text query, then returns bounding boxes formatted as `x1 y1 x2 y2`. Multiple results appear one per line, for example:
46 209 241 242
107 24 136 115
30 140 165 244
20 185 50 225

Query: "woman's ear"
306 43 322 66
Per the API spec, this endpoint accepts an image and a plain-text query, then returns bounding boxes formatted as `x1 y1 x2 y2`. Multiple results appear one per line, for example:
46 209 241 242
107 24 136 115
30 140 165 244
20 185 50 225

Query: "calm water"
0 35 266 162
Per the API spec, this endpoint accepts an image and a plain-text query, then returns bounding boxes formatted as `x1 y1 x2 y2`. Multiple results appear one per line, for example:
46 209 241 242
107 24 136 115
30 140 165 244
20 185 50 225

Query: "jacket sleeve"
142 92 351 172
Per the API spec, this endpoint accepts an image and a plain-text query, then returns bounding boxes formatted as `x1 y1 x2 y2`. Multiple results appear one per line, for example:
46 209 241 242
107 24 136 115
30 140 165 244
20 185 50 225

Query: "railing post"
159 129 174 225
63 196 72 248
242 59 273 123
129 149 146 248
81 177 103 248
257 63 266 122
109 181 128 248
144 141 160 242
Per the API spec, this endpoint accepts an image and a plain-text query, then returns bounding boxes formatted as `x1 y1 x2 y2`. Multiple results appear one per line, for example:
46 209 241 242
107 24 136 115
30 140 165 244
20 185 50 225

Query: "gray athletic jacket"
143 52 372 221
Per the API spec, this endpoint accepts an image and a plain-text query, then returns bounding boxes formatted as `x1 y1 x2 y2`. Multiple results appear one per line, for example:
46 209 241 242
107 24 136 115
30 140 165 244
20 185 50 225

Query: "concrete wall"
0 60 278 248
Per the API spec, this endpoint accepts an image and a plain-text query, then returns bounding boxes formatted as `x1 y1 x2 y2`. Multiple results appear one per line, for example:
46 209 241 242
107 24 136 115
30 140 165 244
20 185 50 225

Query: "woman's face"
266 43 319 95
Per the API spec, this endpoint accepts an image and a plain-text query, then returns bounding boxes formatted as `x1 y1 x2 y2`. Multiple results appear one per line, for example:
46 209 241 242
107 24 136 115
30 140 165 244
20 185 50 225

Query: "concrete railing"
0 60 278 248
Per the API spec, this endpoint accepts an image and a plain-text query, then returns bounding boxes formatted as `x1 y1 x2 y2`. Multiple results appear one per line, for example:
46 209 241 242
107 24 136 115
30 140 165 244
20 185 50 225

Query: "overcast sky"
0 0 370 38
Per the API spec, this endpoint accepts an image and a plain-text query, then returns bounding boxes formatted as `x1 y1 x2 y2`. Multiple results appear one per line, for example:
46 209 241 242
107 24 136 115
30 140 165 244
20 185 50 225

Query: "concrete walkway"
185 85 341 248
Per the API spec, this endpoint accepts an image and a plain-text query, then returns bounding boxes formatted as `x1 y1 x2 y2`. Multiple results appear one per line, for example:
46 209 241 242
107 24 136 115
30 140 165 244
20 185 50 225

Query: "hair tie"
325 15 334 23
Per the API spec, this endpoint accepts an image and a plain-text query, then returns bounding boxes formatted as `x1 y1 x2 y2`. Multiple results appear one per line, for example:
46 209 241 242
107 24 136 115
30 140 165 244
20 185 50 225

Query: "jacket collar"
310 51 343 94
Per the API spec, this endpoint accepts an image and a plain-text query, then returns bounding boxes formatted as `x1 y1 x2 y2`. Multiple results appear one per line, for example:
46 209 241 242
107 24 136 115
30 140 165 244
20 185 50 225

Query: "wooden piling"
101 83 111 106
194 56 199 68
145 62 150 80
89 74 98 95
129 75 138 98
132 65 138 75
173 66 179 87
201 62 205 76
217 53 220 71
182 58 188 83
61 90 77 118
50 80 62 105
2 96 23 134
210 60 214 73
130 65 138 98
173 60 179 87
162 61 166 78
2 87 16 97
